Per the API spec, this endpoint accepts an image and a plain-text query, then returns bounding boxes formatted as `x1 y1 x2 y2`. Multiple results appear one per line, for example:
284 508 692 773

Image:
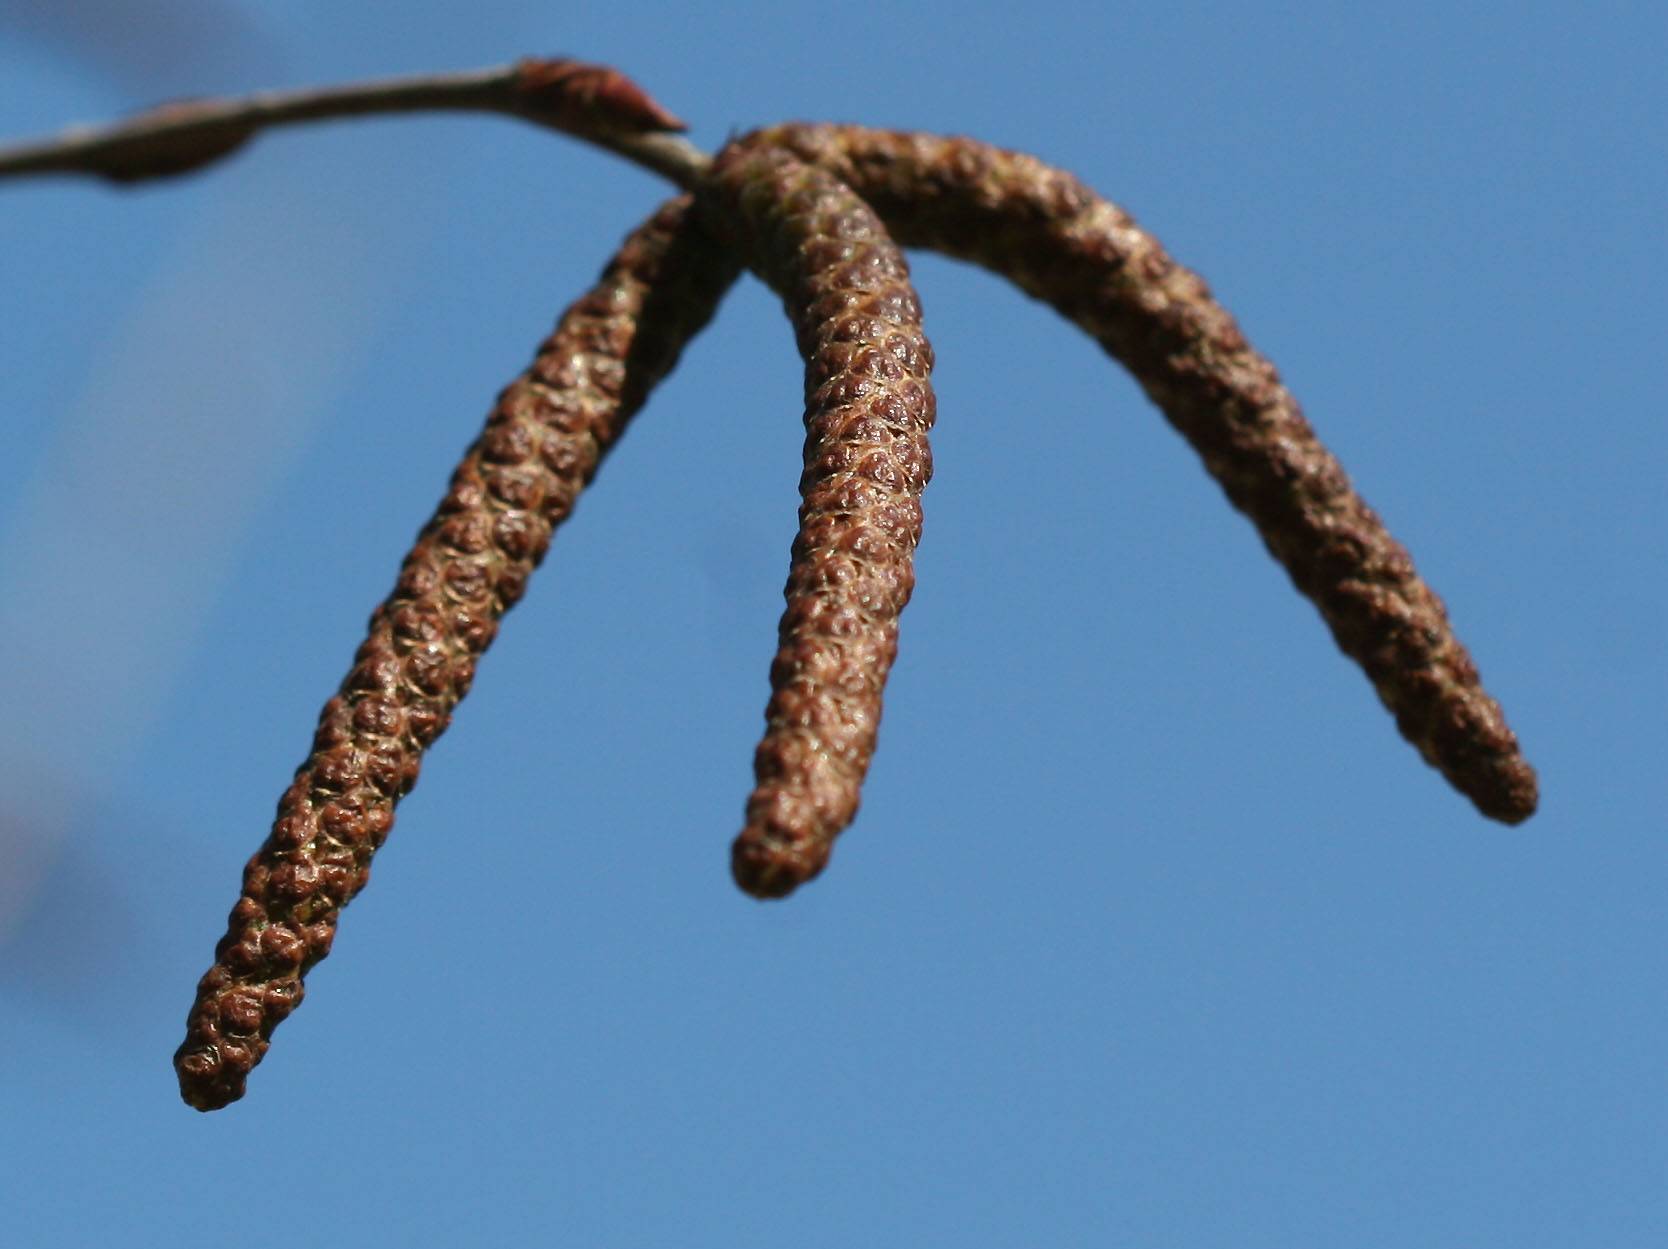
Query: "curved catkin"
174 198 739 1111
696 144 936 898
746 124 1536 825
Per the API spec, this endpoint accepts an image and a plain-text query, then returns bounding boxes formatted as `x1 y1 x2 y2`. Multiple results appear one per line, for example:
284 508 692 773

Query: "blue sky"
0 3 1662 1246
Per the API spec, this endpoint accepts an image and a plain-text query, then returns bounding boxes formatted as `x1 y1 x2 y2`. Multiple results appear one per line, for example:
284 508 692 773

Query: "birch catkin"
747 124 1536 824
174 198 738 1110
696 144 936 898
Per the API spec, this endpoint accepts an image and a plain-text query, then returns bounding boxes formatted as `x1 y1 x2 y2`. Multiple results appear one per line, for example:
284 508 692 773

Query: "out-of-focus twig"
0 58 711 189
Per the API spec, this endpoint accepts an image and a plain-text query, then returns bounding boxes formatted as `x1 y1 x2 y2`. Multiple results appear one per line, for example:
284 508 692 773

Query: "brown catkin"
745 124 1536 825
696 143 936 898
174 197 739 1110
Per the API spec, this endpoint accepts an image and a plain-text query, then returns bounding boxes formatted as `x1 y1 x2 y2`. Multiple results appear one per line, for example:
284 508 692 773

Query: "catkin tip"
174 1044 245 1112
731 834 829 900
1472 760 1539 825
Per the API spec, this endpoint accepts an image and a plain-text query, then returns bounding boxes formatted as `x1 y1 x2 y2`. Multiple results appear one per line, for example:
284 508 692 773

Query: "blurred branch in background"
0 11 408 1000
0 166 437 959
2 0 278 98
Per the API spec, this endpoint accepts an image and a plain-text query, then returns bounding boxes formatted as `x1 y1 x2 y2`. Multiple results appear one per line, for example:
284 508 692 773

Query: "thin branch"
0 58 712 190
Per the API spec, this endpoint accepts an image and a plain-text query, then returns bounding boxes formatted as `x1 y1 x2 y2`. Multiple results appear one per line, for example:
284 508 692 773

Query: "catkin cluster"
745 124 1536 823
60 70 1541 1111
174 199 737 1109
696 143 936 897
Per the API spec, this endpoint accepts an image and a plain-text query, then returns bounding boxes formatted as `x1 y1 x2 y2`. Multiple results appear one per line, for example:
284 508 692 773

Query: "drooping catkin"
696 144 936 898
746 124 1536 824
174 197 738 1110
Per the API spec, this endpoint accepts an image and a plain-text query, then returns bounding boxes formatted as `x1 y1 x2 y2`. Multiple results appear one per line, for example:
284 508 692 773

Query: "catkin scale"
696 145 936 898
174 198 738 1110
745 124 1536 824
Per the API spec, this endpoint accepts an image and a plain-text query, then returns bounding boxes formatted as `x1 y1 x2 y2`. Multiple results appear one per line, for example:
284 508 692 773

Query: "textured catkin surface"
696 144 936 898
174 198 739 1110
746 124 1536 824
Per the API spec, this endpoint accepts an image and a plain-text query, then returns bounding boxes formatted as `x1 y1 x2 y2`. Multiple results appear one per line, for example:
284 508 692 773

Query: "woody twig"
173 199 737 1109
0 58 709 189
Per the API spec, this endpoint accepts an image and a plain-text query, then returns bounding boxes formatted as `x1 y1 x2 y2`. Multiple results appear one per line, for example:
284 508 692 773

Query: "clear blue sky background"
0 3 1661 1245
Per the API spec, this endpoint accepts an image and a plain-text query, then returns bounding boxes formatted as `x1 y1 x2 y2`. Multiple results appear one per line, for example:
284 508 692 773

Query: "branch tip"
512 57 687 133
